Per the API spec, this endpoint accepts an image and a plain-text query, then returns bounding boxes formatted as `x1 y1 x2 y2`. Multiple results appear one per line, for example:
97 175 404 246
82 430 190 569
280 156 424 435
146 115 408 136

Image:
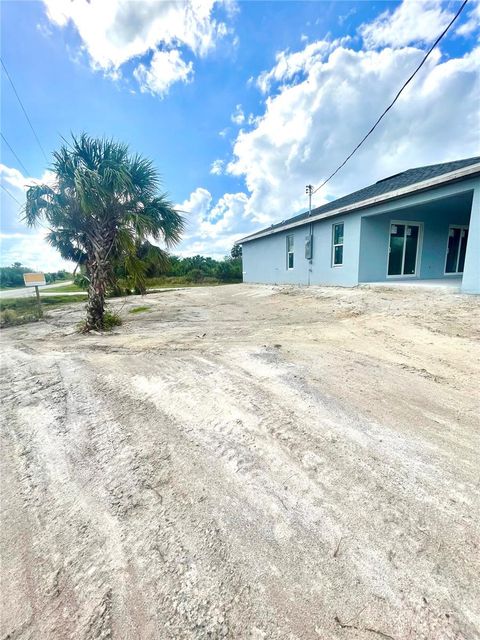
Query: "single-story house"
238 157 480 294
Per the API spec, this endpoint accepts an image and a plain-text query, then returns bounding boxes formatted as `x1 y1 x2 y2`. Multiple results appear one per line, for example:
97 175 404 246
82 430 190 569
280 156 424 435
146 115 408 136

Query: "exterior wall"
242 212 361 286
358 190 473 282
461 186 480 294
242 227 309 285
310 213 361 286
241 177 480 290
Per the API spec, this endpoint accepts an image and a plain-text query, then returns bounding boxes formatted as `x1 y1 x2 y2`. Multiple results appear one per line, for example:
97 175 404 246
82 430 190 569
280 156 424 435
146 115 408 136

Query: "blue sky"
1 0 479 270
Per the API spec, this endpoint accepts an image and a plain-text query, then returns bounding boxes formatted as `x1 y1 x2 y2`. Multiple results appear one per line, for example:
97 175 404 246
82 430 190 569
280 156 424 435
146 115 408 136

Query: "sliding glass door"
445 226 469 274
388 222 422 277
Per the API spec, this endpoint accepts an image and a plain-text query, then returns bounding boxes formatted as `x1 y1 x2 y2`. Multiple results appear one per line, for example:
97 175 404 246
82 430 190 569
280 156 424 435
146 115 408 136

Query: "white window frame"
386 220 423 278
444 224 469 276
286 234 294 270
331 222 344 267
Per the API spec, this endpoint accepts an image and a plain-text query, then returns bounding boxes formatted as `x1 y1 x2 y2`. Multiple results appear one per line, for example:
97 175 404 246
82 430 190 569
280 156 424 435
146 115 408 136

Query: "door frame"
443 224 469 276
386 220 424 278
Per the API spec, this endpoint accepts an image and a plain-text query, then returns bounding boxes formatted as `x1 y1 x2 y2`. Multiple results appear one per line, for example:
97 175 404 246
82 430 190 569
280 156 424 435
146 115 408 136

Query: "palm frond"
140 196 185 246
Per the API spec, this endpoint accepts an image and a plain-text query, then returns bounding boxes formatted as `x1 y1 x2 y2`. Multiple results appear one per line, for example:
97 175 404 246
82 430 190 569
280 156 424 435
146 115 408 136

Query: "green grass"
129 305 151 314
1 295 86 311
0 294 87 327
47 283 84 293
142 276 241 289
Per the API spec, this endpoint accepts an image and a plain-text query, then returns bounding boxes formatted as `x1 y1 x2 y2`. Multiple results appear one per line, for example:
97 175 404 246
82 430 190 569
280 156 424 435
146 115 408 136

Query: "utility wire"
0 182 22 206
0 182 51 232
1 132 31 176
312 0 469 195
1 58 48 162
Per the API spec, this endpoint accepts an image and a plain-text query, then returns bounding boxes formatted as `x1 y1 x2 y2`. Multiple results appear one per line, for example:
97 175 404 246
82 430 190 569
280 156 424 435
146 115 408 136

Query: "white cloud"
1 164 54 192
1 164 30 192
0 231 72 272
338 7 357 27
36 21 53 38
231 104 245 124
197 191 249 239
0 164 71 270
175 188 250 256
178 187 213 237
44 0 227 67
43 0 232 94
134 50 193 97
226 39 479 227
359 0 454 49
210 159 224 175
456 0 480 36
257 40 336 93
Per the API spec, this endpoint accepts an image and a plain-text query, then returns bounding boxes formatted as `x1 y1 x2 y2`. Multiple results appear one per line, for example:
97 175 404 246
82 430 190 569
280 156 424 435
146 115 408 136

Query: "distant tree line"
112 242 243 287
1 246 242 292
0 262 72 288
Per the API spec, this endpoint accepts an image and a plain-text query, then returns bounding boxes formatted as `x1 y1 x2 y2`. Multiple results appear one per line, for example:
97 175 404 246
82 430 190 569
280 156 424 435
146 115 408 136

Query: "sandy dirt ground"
1 283 479 640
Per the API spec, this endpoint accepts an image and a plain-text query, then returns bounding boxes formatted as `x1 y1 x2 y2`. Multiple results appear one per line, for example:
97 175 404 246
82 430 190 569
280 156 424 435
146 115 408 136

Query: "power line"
0 182 51 233
1 58 48 162
0 182 22 206
312 0 469 195
1 132 31 176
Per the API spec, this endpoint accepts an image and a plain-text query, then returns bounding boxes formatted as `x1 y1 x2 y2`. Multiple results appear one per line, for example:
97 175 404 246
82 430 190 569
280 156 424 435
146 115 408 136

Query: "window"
445 225 469 274
332 223 344 266
286 234 294 269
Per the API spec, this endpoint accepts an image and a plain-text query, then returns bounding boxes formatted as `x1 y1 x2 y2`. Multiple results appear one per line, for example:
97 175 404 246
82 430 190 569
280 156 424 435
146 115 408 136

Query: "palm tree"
24 134 184 331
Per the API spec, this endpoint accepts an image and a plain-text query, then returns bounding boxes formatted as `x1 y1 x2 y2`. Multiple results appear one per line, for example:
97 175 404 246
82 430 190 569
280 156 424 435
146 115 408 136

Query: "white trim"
444 224 469 275
386 220 424 278
331 221 344 267
238 163 480 244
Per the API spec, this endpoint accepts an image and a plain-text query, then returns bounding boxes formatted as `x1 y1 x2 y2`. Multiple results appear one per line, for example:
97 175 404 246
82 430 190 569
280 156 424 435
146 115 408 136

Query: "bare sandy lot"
1 283 479 640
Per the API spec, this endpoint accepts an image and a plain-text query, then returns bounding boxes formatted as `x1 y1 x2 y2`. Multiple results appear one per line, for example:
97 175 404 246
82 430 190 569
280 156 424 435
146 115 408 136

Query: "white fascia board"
238 163 480 244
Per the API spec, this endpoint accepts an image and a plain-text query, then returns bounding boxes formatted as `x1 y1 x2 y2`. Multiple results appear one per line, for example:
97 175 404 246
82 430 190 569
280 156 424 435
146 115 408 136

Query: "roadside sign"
23 273 46 287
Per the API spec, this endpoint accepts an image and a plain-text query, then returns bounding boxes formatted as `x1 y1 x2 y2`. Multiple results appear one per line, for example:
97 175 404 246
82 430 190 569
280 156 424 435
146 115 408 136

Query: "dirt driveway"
1 284 479 640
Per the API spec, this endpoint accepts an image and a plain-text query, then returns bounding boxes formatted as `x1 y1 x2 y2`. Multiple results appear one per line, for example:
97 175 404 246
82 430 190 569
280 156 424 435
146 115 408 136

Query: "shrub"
0 309 19 326
186 268 204 283
216 258 242 282
78 309 122 333
108 284 132 297
0 307 42 327
74 272 89 289
103 311 122 330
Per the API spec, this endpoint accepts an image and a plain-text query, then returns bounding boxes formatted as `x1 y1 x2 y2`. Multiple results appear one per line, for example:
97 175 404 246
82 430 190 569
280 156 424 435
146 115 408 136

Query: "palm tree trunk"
85 249 107 331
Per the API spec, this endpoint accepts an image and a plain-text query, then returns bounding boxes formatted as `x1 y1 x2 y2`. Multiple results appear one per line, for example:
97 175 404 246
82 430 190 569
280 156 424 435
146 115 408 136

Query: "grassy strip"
142 276 241 288
129 306 151 314
1 295 86 311
1 295 86 327
46 283 84 293
52 277 240 295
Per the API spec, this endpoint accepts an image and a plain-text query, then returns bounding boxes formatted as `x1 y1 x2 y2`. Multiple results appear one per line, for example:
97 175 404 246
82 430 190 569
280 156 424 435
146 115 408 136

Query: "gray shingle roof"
242 156 480 241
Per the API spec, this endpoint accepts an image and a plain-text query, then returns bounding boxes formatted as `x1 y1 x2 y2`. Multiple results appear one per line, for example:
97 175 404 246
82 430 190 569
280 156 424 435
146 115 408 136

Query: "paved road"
0 281 87 299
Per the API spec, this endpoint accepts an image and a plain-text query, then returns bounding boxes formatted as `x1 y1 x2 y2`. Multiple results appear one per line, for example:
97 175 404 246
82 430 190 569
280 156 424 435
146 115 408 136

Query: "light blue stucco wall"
462 187 480 294
242 213 361 286
242 227 310 285
358 190 473 281
242 177 480 293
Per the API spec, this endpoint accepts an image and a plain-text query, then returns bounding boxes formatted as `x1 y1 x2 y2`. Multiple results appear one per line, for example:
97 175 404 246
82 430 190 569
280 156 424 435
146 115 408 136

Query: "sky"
1 0 479 271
